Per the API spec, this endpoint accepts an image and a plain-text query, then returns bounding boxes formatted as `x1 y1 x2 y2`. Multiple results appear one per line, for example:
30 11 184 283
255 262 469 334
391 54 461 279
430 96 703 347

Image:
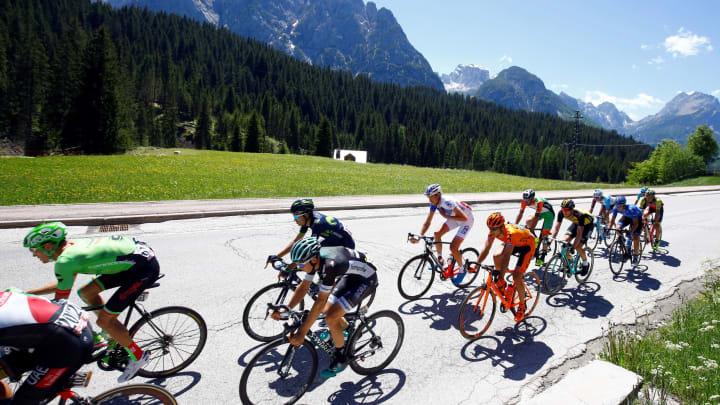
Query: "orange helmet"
486 212 505 228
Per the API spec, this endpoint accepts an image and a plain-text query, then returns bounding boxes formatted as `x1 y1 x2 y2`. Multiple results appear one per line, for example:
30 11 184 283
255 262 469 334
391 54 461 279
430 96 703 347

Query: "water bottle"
505 284 515 304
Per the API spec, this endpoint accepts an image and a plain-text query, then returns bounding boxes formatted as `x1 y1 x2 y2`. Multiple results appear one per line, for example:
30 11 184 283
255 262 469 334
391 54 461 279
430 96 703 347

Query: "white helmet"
424 183 442 196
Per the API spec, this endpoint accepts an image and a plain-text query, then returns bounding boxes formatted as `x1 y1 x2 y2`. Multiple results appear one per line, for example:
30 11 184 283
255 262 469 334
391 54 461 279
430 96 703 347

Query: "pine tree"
315 116 332 157
195 97 211 149
245 110 261 153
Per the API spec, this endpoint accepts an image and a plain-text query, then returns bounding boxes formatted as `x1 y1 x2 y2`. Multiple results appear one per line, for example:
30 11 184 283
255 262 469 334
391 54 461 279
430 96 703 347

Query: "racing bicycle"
541 239 594 295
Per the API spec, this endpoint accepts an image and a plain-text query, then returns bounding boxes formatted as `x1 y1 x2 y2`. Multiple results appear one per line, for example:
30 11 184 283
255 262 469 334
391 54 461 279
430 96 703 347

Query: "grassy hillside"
1 148 615 205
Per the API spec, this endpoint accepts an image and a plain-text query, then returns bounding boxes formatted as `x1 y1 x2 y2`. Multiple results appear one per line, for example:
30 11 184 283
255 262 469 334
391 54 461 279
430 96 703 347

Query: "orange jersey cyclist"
409 184 475 286
23 222 155 383
550 199 593 276
475 212 536 322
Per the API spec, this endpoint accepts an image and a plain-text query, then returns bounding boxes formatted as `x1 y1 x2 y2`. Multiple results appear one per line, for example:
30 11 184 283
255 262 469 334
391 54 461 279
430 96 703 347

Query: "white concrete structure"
333 149 367 163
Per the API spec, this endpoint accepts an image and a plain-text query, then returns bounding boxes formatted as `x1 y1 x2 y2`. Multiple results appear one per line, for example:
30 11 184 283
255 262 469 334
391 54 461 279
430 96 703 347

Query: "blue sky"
370 0 720 120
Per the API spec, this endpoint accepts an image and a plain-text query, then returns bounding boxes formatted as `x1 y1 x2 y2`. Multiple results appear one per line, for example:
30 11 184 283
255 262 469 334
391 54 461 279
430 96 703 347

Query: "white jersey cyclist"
429 195 474 239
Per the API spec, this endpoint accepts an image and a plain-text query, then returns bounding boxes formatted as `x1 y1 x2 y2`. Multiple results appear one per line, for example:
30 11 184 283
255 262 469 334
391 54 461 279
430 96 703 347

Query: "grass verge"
665 176 720 187
0 148 612 205
600 263 720 404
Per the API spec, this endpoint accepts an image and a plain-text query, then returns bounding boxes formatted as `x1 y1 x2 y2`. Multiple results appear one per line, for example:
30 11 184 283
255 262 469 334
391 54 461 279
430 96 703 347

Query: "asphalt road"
1 190 719 404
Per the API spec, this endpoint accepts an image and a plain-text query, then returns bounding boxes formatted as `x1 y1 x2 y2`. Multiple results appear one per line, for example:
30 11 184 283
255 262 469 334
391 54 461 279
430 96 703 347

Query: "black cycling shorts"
3 324 93 404
91 253 160 315
330 274 378 313
618 216 642 236
565 223 593 243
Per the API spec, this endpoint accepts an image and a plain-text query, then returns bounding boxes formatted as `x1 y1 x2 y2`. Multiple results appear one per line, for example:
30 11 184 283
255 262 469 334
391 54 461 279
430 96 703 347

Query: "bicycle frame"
555 241 581 274
472 268 532 316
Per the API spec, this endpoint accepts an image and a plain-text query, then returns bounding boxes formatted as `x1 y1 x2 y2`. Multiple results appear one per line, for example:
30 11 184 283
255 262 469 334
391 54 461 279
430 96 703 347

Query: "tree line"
0 0 651 182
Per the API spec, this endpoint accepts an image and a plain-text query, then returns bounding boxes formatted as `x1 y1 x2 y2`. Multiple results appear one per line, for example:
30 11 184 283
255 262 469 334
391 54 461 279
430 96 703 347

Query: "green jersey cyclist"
270 237 378 378
23 222 156 383
513 189 554 264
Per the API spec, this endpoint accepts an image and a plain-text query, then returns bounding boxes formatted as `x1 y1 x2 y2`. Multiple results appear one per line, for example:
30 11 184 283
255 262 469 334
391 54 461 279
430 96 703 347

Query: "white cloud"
640 44 649 50
584 91 664 120
499 55 513 64
664 28 713 57
712 89 720 98
648 56 665 65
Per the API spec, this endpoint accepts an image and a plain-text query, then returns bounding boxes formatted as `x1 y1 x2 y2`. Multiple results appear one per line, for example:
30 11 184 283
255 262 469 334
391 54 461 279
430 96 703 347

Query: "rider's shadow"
545 282 614 319
146 371 202 398
397 289 469 332
460 323 553 380
646 250 681 267
620 268 662 291
326 369 406 405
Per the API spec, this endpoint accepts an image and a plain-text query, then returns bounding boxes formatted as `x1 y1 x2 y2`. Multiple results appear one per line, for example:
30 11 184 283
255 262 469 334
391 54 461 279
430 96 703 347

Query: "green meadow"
3 147 614 205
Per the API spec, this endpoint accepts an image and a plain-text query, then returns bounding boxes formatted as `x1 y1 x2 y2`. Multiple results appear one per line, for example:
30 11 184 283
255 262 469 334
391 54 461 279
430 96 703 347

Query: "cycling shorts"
442 210 474 240
510 245 535 273
645 207 664 223
565 223 593 243
328 274 378 313
1 324 93 404
618 216 642 236
528 211 554 231
88 250 160 315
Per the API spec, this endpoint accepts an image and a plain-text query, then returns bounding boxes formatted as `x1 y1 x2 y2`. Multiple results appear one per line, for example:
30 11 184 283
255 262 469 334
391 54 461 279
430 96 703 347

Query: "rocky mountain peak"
440 64 490 94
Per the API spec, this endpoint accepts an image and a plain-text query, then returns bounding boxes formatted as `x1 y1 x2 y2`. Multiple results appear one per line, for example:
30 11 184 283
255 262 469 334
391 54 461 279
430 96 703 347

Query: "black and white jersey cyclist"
270 237 378 379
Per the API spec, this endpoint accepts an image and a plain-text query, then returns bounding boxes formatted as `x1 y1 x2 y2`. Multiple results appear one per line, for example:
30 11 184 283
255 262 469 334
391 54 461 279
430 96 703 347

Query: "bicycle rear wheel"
92 384 177 404
347 310 405 375
574 248 594 284
541 254 567 295
603 228 616 248
458 285 496 340
239 339 317 405
243 283 305 342
130 306 207 378
397 254 435 300
608 240 627 275
587 225 600 251
454 248 481 288
518 271 541 317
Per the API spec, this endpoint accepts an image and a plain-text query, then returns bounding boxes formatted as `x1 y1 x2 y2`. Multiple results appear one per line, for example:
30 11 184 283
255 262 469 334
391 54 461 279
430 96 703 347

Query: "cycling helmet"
593 189 603 198
615 195 627 205
560 199 575 210
645 189 656 197
290 199 314 214
290 237 321 263
640 186 648 195
486 212 505 228
424 183 442 197
23 222 67 257
522 189 535 201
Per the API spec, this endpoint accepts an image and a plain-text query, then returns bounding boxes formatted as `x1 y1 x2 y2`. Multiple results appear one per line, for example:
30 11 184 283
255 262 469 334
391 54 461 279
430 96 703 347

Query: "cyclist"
637 189 664 247
608 196 643 264
513 189 554 265
0 290 94 404
23 222 156 383
270 237 378 378
549 199 592 276
409 184 474 286
269 199 355 268
633 186 648 206
589 189 616 239
475 212 536 322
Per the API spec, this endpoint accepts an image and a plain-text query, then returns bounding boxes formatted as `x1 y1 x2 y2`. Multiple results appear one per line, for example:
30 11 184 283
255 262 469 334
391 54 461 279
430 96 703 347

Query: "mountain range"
445 64 718 144
102 0 444 91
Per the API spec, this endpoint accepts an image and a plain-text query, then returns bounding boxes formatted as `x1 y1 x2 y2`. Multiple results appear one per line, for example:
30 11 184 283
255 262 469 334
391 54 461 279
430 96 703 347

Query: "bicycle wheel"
243 283 305 342
608 240 627 275
518 271 541 317
359 288 376 310
454 248 481 287
129 306 207 378
541 254 567 295
347 310 405 375
239 339 317 405
458 285 496 340
92 383 177 405
603 228 617 248
575 248 595 284
397 254 435 300
587 225 600 251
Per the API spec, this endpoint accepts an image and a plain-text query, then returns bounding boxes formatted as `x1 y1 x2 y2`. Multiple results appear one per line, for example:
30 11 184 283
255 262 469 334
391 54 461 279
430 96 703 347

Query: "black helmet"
560 199 575 210
522 189 535 201
290 199 314 215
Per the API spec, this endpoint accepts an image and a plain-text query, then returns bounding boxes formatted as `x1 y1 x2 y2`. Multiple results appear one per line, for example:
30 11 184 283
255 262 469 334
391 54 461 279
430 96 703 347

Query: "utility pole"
569 110 582 180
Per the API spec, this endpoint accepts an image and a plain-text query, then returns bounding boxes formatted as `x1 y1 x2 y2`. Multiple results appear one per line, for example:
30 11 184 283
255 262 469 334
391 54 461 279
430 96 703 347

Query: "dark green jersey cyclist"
514 189 555 264
24 222 156 383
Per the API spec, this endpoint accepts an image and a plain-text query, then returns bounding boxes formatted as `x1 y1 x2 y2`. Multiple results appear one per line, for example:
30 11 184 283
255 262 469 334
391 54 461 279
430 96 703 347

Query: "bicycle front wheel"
608 241 627 275
92 384 177 405
347 310 405 375
243 283 304 342
397 254 435 300
130 306 207 378
454 248 481 288
574 248 595 284
541 254 567 295
518 271 541 317
458 285 496 340
239 339 318 405
587 225 600 251
603 228 616 248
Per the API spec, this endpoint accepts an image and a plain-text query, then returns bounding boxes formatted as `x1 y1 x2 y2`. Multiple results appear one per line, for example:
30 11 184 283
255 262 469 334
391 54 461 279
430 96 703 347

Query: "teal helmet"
290 237 321 263
23 222 67 257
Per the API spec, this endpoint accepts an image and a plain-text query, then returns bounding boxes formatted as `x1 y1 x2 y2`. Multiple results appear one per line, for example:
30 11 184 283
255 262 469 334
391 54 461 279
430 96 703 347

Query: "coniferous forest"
0 0 651 182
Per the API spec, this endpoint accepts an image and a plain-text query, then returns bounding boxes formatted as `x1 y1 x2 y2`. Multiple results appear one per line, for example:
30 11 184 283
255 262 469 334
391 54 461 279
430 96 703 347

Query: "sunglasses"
489 226 503 232
293 214 303 220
